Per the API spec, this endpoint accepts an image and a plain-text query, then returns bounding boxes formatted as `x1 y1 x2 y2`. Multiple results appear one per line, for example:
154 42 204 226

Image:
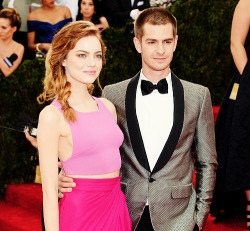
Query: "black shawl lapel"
152 72 184 174
125 72 151 172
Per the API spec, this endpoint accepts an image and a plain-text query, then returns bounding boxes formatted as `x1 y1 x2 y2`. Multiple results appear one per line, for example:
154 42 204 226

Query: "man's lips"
154 57 166 60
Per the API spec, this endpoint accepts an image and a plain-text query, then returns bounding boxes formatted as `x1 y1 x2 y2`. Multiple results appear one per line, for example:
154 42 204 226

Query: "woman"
0 8 24 77
37 21 131 231
76 0 109 33
27 0 72 54
211 0 250 229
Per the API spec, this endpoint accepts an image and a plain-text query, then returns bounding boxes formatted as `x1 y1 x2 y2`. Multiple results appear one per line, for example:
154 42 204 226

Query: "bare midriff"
67 170 120 179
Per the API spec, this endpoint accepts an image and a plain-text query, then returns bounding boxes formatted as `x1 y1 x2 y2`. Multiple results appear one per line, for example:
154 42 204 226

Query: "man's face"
134 23 178 78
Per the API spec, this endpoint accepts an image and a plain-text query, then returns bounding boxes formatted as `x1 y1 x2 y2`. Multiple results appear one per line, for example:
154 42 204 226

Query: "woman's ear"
62 59 66 67
12 26 17 33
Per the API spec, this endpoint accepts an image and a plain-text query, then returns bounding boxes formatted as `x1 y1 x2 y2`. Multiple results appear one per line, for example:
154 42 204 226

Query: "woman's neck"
41 4 56 11
83 16 92 22
0 37 13 47
68 83 92 105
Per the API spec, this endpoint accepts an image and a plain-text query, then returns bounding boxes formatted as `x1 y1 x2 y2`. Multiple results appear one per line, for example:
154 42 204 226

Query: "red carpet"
0 183 42 231
0 107 247 230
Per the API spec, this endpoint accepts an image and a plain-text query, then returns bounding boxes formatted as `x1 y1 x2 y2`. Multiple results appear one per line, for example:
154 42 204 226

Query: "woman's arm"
230 0 250 74
62 6 72 19
27 30 51 52
0 43 24 77
27 11 51 52
37 105 61 231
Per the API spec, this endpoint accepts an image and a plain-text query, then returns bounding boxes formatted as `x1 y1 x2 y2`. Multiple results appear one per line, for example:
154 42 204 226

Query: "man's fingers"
58 192 64 199
58 175 74 183
58 161 63 169
59 180 76 188
59 187 74 193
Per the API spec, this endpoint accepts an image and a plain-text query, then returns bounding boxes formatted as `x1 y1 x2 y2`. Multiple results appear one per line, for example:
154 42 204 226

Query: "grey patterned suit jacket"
104 71 218 231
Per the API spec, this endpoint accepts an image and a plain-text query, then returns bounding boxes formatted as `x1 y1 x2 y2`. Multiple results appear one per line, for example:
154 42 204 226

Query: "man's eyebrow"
145 38 174 41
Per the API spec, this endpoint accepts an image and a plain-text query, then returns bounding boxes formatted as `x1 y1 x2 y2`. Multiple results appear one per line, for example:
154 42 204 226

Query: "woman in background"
37 21 131 231
211 0 250 229
76 0 109 34
0 8 24 77
27 0 72 54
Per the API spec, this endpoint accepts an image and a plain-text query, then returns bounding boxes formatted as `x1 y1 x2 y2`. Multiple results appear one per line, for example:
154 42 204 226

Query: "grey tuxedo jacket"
104 72 218 231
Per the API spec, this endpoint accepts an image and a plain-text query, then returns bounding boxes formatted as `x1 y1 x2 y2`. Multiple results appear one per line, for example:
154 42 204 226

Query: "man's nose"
156 43 165 54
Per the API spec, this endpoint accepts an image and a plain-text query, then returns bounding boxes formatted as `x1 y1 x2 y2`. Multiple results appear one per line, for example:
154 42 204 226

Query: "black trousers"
135 206 200 231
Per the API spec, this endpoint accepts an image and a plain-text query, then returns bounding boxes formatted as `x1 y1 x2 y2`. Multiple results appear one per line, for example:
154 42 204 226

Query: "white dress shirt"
136 70 174 171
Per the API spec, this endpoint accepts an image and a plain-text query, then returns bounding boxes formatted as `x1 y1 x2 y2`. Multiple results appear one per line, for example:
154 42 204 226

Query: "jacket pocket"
171 183 193 199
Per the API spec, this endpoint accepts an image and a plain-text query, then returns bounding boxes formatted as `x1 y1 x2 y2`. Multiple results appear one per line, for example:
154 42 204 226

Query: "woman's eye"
96 54 102 59
79 54 86 58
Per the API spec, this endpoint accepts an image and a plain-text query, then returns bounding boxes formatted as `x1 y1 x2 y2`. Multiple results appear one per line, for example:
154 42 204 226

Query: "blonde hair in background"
0 8 22 30
37 21 106 122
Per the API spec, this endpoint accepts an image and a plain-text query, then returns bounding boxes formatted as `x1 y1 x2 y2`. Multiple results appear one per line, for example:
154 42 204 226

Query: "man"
59 7 217 231
106 0 150 27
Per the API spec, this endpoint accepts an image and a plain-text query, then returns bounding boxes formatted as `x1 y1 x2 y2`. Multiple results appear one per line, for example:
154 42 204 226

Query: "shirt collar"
138 69 172 86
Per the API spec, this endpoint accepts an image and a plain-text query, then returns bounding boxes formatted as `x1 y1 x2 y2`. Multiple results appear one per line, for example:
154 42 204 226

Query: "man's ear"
174 35 178 52
133 37 142 54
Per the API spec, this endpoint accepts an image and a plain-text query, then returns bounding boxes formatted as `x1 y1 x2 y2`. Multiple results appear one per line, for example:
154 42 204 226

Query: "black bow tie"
141 78 168 96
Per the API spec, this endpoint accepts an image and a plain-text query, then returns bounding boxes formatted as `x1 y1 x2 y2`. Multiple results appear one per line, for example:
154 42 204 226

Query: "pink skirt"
59 176 132 231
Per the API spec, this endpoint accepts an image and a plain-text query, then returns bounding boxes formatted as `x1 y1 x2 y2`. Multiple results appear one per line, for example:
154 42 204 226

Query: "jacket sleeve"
193 87 218 227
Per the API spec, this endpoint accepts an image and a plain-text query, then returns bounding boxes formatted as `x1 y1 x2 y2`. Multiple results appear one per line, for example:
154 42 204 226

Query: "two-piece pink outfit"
51 97 131 231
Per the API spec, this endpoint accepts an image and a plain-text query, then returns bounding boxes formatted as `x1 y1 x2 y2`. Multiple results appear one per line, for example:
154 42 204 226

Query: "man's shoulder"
179 78 208 92
104 78 132 91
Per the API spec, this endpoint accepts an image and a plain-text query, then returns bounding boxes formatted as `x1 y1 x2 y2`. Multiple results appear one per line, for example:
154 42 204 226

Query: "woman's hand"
24 128 38 149
40 43 51 52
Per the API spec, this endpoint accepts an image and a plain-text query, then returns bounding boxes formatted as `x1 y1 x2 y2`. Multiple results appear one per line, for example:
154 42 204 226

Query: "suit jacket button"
149 178 156 183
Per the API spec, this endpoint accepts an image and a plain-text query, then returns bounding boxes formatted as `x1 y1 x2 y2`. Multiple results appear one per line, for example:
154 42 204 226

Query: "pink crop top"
51 97 123 175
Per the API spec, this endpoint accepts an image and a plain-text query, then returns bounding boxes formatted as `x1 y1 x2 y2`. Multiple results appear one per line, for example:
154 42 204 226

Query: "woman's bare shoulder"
39 104 62 125
27 8 41 21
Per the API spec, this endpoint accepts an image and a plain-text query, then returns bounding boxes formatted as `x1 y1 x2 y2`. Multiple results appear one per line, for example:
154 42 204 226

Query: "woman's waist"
66 170 120 179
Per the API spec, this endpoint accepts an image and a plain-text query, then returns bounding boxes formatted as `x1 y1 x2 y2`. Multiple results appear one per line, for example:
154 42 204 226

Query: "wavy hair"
37 21 106 122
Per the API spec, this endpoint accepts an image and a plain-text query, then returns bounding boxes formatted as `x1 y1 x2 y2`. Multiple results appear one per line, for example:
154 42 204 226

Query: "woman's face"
63 35 103 86
81 0 95 19
0 18 16 40
41 0 55 7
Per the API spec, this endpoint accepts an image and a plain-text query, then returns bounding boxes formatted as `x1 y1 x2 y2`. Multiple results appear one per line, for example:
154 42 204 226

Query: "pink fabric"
59 176 132 231
51 97 123 175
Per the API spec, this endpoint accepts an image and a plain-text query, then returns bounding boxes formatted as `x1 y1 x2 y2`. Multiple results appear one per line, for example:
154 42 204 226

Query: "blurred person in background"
211 0 250 229
0 8 24 77
27 0 72 55
76 0 109 34
2 0 41 59
106 0 150 27
55 0 78 20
